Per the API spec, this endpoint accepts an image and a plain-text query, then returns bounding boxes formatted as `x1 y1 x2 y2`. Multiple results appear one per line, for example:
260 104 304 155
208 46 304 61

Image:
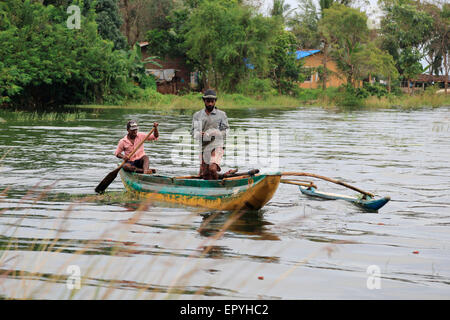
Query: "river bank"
1 89 448 123
72 89 450 112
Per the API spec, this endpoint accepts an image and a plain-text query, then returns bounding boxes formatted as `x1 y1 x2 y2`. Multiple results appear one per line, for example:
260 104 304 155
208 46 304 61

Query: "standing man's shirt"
115 132 158 161
191 107 229 150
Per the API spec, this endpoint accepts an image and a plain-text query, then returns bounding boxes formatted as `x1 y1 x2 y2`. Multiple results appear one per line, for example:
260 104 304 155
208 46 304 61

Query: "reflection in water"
199 210 280 241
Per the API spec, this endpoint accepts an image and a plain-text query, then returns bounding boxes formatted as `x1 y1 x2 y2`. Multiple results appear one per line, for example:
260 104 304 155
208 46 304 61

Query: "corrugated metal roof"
413 74 449 82
295 50 321 60
146 69 176 82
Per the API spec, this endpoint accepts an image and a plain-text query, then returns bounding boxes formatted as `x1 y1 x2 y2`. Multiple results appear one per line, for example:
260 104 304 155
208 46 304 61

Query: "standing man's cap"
202 89 217 99
127 120 139 130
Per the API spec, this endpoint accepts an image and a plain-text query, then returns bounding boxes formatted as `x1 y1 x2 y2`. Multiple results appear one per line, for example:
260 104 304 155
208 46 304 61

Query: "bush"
103 80 166 105
294 88 322 101
104 81 140 105
316 87 339 101
235 77 276 98
224 93 254 105
334 85 364 107
139 74 157 90
180 92 203 101
424 84 442 96
362 82 389 98
355 87 370 99
140 88 170 104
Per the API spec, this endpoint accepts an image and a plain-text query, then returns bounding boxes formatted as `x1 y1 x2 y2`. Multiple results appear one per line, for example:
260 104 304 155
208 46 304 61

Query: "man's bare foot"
144 169 156 174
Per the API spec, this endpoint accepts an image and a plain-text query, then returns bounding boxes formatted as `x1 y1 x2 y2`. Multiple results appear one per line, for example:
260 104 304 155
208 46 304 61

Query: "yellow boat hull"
120 170 281 211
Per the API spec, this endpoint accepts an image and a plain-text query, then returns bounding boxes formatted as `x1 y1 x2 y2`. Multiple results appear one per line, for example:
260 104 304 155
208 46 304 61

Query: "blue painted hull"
299 186 390 211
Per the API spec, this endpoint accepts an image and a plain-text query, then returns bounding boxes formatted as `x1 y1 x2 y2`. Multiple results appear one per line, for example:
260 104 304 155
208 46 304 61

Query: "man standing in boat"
191 89 230 180
115 120 159 174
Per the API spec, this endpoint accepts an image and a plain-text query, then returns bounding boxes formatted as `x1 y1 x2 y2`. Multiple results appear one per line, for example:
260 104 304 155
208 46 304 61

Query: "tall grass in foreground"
0 188 248 299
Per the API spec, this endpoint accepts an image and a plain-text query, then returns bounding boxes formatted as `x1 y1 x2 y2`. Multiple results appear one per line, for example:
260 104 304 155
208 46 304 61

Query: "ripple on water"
0 107 449 299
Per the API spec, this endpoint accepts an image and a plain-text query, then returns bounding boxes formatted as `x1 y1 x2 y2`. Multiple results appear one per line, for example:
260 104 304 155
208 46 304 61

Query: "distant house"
402 74 449 92
295 49 347 89
139 42 192 94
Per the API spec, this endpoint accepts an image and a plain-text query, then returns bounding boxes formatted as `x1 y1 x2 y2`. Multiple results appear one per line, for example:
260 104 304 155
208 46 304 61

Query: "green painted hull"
119 169 281 210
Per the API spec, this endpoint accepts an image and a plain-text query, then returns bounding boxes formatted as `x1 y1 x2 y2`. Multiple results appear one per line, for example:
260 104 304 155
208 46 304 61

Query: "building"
402 74 449 92
139 42 192 94
296 49 347 89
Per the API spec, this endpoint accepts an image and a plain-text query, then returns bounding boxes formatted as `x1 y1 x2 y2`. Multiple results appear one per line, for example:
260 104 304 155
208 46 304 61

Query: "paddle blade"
95 168 120 194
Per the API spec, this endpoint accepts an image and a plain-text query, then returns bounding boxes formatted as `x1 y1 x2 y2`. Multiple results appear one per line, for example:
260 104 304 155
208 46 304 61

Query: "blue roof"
295 50 321 60
243 58 255 69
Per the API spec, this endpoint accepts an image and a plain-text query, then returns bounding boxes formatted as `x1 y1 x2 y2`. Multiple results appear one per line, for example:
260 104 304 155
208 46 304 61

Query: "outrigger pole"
280 172 374 198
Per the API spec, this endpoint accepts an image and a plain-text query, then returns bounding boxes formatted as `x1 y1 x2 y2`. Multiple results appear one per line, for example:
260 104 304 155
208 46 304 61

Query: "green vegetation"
75 87 450 111
0 110 89 121
0 0 448 111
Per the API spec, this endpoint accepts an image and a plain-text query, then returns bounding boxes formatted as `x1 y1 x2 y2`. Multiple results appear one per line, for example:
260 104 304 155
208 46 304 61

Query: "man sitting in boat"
115 120 159 174
191 89 230 180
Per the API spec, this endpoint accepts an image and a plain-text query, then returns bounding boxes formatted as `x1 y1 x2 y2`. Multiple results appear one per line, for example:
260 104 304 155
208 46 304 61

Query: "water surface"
0 106 449 299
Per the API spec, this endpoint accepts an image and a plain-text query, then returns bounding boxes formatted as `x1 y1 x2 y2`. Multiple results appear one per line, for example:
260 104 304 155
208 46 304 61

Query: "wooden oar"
281 172 374 197
95 127 156 194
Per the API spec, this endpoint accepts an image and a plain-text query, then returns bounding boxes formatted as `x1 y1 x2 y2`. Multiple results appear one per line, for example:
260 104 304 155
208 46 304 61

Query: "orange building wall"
298 52 347 89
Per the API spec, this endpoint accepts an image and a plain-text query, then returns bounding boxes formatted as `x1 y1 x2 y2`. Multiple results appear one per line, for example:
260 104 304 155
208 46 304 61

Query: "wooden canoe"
119 169 281 210
298 186 390 211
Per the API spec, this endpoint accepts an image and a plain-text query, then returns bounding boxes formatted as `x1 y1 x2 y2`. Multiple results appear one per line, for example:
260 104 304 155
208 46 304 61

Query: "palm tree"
270 0 296 22
318 0 335 90
319 0 334 17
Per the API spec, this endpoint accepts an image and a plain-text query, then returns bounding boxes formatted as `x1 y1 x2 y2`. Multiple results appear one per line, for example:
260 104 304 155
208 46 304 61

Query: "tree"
420 0 449 94
145 5 190 59
319 3 369 86
184 0 276 91
119 0 178 46
289 0 321 49
95 0 128 50
354 42 399 92
119 0 144 46
289 0 336 89
268 29 303 94
127 43 161 88
317 0 335 90
398 48 426 94
379 0 433 93
270 0 295 22
0 0 130 107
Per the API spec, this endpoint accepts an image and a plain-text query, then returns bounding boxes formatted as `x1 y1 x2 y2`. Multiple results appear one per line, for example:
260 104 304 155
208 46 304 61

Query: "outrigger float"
298 186 390 211
118 169 390 212
280 172 390 211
